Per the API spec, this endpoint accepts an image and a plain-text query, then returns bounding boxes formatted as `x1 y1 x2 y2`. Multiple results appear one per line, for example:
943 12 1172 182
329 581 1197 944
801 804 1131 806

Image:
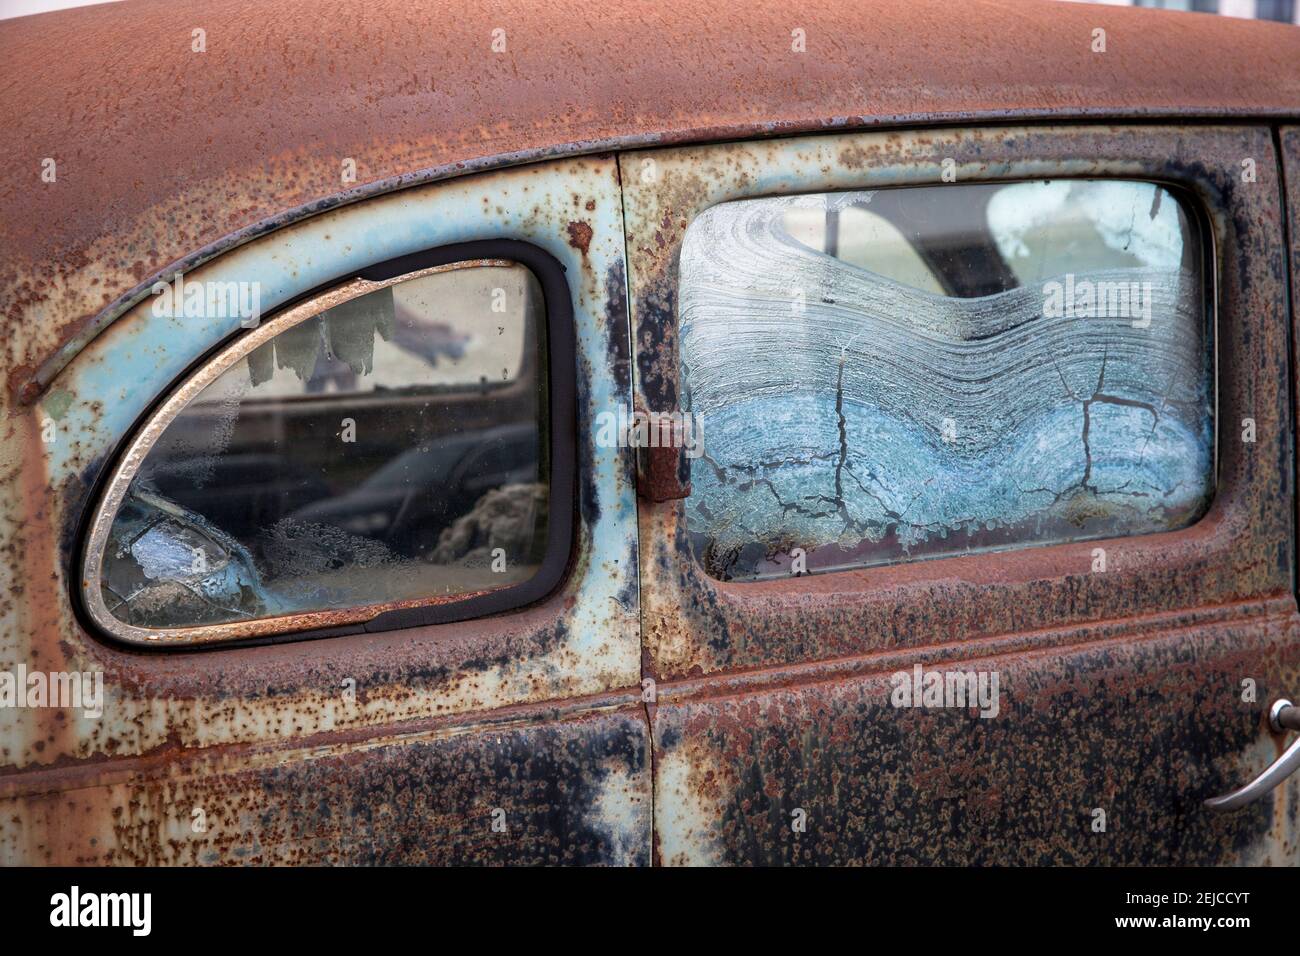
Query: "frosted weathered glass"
679 181 1212 580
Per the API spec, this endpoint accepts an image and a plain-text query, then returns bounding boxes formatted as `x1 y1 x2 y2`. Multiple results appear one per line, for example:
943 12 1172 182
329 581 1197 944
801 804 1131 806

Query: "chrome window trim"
81 259 533 646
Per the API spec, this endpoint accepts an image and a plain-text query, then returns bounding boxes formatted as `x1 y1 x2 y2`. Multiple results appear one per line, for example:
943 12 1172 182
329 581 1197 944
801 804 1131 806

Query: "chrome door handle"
1205 699 1300 811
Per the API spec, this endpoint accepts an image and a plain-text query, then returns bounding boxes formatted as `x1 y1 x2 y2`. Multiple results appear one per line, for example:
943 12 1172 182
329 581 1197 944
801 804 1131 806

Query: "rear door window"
677 180 1213 580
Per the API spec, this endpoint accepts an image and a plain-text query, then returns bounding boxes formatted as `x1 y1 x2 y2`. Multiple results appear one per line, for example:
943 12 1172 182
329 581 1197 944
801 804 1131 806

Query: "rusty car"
2 0 1300 869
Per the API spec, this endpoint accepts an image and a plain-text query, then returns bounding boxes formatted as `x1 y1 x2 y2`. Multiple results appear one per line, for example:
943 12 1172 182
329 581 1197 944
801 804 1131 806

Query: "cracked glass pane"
679 181 1213 581
98 262 549 630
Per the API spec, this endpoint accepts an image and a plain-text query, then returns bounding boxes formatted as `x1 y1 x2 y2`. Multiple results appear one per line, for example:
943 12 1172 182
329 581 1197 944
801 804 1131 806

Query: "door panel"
624 126 1300 864
1285 125 1300 616
6 702 649 865
655 604 1300 865
0 155 648 864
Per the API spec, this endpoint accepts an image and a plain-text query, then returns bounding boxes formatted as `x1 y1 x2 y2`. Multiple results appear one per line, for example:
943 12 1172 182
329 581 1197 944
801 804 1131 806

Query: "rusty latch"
633 402 694 502
638 442 692 501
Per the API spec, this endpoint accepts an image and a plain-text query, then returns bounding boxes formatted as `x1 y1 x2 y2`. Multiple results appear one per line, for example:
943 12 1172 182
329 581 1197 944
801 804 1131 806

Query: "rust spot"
567 220 594 257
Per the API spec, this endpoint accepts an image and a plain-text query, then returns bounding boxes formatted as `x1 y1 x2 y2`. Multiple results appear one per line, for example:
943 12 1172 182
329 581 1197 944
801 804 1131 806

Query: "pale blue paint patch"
55 159 637 677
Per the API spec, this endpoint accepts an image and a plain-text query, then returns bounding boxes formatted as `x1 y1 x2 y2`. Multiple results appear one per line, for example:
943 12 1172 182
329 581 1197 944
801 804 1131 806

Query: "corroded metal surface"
653 603 1300 865
1286 126 1300 615
637 439 692 503
3 0 1300 402
2 699 650 865
623 125 1293 679
0 155 647 862
1 0 1298 867
623 124 1300 864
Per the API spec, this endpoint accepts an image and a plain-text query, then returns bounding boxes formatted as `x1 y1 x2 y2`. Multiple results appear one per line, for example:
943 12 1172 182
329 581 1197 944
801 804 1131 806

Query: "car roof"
3 0 1299 399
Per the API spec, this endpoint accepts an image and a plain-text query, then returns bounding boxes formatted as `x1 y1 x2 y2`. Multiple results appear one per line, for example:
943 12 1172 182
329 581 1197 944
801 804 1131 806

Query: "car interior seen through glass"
93 261 551 632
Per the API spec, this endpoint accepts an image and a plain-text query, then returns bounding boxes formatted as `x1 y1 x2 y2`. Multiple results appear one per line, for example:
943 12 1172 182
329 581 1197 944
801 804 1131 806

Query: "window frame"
673 178 1218 582
78 239 577 648
622 125 1291 680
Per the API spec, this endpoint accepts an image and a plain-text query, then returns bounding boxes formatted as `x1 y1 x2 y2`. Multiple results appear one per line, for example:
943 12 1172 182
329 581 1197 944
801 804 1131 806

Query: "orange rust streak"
16 412 76 766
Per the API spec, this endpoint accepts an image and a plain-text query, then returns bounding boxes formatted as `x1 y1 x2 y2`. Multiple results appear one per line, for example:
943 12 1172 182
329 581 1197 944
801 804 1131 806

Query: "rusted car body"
1 0 1299 865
